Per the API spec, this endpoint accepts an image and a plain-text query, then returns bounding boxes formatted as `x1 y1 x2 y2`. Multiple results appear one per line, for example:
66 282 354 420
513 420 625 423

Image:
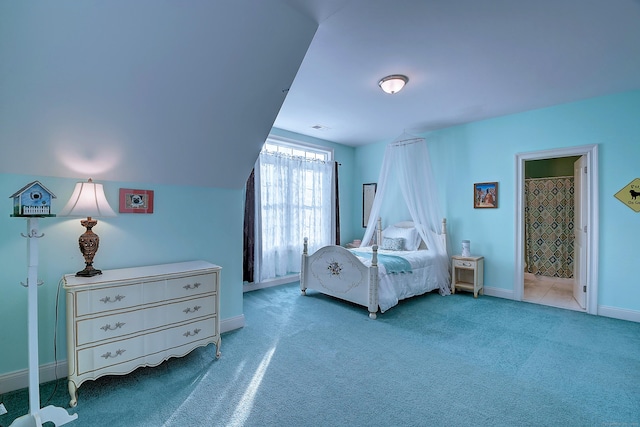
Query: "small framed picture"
474 182 498 208
119 188 154 214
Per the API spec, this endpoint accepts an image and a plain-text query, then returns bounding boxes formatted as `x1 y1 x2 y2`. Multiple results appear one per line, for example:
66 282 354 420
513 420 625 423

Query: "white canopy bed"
300 135 451 318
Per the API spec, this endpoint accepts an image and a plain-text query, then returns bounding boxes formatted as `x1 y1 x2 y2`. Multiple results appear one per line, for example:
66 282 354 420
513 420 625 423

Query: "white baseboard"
221 314 245 333
482 286 515 300
0 315 246 395
483 287 640 323
597 305 640 323
243 275 298 293
0 361 68 395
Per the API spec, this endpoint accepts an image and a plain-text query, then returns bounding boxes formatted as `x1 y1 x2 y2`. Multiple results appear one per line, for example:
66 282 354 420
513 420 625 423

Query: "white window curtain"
255 150 334 282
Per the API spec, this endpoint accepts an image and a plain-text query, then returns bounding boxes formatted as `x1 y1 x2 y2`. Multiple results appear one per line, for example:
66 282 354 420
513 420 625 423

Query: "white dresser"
63 261 221 407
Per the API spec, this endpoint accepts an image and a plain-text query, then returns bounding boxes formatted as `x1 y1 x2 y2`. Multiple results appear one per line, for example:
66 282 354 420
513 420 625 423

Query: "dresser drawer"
163 271 218 300
76 316 215 376
453 259 477 269
75 282 144 317
75 294 217 347
74 272 217 317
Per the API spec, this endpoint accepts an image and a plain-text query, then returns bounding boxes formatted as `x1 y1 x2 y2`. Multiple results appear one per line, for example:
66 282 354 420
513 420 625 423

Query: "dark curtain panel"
243 168 255 283
334 161 340 245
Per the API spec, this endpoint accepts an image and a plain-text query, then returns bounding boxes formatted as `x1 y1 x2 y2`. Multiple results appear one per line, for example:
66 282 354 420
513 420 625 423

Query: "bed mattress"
350 247 448 312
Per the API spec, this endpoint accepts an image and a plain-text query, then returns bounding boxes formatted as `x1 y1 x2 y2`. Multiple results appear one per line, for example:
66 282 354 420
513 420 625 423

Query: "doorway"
514 145 599 314
523 157 581 310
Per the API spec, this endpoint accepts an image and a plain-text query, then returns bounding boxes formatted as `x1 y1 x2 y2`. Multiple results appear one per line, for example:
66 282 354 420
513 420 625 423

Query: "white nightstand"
451 255 484 298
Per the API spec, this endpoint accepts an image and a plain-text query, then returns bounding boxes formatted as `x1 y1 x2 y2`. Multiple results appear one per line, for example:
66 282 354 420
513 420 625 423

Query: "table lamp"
59 178 116 277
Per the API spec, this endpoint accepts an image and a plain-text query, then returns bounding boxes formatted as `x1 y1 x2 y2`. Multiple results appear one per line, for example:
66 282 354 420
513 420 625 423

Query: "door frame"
514 144 599 314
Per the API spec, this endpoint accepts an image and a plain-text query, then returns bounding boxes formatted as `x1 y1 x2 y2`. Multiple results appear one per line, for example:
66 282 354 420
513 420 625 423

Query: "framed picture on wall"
119 188 154 213
362 183 377 227
474 182 498 208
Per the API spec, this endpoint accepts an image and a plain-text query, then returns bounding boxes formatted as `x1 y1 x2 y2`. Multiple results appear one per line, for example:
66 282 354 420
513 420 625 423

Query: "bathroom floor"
523 273 584 312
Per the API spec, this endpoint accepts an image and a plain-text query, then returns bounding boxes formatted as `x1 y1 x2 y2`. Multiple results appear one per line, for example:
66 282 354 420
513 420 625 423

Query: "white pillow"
383 225 421 251
394 221 415 228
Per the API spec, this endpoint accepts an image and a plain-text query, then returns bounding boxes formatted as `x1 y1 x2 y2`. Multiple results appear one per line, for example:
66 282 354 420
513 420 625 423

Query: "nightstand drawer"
453 259 477 269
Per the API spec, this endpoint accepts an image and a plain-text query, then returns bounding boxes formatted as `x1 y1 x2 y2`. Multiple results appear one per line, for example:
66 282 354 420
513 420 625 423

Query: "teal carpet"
1 283 639 426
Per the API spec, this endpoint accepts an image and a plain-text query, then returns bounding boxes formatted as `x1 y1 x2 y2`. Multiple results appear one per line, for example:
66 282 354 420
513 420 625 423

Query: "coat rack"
9 217 78 426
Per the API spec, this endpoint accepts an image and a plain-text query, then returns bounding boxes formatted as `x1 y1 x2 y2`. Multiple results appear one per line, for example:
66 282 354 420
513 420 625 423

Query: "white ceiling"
276 0 640 146
2 1 639 189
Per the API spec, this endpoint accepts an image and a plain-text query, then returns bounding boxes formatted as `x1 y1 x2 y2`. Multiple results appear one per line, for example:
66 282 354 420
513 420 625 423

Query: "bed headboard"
379 218 447 252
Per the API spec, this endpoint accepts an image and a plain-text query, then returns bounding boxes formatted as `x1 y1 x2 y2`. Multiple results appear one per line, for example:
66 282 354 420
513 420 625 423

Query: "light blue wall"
3 87 637 381
0 128 358 380
354 90 640 314
1 174 244 375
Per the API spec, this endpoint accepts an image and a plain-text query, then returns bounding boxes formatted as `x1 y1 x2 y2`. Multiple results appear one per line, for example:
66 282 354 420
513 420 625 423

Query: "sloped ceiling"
3 1 640 189
275 0 640 146
0 0 323 189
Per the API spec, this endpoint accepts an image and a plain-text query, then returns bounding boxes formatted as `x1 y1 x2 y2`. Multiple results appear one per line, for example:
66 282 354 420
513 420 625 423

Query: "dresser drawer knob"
100 322 125 332
183 282 202 290
101 349 126 359
99 294 125 304
183 328 201 337
183 305 202 314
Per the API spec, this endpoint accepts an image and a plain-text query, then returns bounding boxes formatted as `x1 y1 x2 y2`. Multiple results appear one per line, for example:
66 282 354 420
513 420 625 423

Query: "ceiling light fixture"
378 74 409 94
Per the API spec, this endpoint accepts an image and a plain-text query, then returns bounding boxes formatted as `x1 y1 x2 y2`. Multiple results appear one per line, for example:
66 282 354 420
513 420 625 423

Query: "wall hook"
21 229 44 238
20 279 44 288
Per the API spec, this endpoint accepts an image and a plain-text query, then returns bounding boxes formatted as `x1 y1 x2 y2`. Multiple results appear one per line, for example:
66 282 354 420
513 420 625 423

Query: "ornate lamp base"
76 217 103 277
76 266 102 277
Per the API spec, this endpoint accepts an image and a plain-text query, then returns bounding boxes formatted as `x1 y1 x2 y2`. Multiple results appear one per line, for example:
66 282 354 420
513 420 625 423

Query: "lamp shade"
58 179 117 218
378 74 409 94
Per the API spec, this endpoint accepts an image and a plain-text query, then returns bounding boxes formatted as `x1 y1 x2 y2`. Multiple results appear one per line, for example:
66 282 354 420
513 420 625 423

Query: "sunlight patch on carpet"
228 346 277 427
161 359 249 427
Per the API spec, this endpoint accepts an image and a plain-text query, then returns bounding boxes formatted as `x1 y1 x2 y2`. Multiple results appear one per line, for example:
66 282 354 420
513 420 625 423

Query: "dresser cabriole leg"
68 380 78 407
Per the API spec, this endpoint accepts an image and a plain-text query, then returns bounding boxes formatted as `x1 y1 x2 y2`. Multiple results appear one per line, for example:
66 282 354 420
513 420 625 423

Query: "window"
253 137 335 283
262 141 329 161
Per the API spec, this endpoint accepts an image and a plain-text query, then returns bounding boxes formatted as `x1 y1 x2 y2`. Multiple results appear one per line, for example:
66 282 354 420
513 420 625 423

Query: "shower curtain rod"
525 175 573 180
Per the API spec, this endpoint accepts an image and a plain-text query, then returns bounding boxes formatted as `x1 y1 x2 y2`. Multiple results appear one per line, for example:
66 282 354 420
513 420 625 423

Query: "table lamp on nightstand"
59 178 117 277
461 240 470 257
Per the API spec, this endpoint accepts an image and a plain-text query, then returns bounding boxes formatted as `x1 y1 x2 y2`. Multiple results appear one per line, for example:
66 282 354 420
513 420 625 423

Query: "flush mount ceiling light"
378 74 409 94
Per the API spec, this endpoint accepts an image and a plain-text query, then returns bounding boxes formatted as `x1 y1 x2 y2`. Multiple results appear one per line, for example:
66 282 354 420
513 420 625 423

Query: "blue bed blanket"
350 251 413 274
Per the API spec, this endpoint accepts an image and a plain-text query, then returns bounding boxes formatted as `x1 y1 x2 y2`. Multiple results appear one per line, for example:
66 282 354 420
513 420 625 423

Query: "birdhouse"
10 181 57 217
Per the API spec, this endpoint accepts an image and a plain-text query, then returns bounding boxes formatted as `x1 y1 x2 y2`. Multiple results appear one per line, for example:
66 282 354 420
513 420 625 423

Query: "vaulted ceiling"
2 1 639 189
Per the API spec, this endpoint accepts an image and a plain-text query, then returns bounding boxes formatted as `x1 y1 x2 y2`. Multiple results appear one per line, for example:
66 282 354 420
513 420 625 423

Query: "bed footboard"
301 238 379 319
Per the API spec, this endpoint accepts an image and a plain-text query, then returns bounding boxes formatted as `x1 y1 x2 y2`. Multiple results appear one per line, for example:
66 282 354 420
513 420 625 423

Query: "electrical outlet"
0 402 7 415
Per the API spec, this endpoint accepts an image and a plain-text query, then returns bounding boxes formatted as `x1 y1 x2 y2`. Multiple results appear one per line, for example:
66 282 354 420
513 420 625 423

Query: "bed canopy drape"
360 134 451 292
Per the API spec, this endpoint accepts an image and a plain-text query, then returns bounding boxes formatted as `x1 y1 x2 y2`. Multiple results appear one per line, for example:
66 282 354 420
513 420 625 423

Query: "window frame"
262 135 333 162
